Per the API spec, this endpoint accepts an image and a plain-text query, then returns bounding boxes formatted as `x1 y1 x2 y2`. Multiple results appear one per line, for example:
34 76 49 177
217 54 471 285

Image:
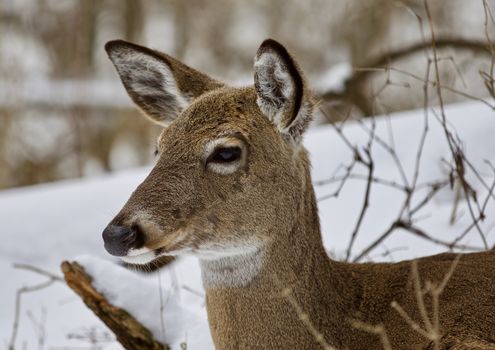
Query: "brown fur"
105 39 495 349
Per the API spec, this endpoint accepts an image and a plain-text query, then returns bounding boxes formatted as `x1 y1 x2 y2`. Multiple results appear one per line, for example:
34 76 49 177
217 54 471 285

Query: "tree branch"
61 261 167 350
320 37 495 115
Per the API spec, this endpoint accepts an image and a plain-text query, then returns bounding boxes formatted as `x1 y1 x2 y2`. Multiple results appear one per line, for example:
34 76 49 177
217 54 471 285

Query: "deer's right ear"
105 40 223 126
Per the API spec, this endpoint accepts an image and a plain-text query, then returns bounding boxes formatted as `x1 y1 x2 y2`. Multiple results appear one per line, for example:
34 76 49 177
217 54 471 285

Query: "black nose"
102 225 144 256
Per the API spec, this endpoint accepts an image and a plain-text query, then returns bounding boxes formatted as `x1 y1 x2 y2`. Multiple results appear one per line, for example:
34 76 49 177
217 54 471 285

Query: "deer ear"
254 39 314 143
105 40 223 126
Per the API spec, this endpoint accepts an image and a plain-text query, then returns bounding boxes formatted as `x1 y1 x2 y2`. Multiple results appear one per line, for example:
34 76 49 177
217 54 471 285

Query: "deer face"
102 39 314 268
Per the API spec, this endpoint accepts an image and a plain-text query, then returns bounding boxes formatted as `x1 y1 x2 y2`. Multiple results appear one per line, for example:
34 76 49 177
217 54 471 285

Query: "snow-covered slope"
1 101 494 349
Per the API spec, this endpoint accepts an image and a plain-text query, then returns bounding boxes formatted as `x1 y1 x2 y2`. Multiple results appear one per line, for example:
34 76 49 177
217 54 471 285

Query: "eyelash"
207 146 242 164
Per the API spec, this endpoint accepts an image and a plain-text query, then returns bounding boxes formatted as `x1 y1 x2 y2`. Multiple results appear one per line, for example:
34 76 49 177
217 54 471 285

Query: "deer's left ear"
254 39 315 143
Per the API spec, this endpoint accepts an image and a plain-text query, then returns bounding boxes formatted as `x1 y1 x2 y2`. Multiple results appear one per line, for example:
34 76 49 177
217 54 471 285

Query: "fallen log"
61 261 167 350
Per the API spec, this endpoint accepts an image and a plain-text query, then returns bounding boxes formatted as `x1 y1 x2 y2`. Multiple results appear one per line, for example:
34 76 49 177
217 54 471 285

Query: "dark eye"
209 147 242 163
154 148 159 157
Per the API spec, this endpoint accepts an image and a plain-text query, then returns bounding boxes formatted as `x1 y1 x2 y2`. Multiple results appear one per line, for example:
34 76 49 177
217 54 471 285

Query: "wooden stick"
61 261 167 350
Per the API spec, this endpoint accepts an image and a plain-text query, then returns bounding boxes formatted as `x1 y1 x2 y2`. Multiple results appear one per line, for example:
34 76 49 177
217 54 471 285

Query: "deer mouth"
116 220 194 269
119 248 175 273
119 230 192 266
120 247 158 265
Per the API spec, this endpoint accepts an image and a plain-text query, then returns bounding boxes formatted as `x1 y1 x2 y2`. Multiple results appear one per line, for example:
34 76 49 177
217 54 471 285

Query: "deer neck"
200 170 358 349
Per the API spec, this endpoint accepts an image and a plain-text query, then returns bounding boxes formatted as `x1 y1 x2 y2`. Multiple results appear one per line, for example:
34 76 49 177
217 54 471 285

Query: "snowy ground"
1 100 494 349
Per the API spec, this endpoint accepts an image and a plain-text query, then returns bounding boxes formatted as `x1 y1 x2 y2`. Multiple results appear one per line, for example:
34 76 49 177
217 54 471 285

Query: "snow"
1 100 494 349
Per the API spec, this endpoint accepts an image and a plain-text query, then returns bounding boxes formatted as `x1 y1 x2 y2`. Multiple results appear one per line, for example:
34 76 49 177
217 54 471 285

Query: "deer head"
102 39 315 268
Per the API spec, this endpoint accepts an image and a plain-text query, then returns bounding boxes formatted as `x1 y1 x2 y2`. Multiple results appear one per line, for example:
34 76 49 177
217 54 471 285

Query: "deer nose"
102 225 144 256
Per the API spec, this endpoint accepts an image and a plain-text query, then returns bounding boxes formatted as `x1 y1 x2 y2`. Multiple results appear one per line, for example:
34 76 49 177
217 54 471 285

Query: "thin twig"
8 264 62 350
350 320 392 350
13 263 64 281
8 280 58 350
424 0 488 249
273 276 336 350
344 147 374 261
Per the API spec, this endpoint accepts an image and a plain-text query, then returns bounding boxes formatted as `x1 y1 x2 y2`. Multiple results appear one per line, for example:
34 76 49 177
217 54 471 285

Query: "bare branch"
350 320 392 350
13 263 64 281
8 280 58 350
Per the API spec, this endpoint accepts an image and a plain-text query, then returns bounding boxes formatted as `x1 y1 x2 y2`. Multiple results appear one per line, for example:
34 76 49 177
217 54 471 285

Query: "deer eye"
209 147 242 163
203 137 247 175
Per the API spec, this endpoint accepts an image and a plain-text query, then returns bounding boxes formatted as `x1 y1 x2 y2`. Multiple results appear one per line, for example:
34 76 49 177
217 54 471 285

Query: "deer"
101 38 495 349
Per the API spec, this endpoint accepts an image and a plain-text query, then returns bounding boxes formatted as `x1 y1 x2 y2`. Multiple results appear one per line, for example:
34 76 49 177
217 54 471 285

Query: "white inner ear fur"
254 52 313 144
110 49 190 125
203 136 247 175
254 52 295 127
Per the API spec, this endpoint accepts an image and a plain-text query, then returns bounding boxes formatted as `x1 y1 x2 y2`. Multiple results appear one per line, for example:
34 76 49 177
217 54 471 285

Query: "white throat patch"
199 244 264 289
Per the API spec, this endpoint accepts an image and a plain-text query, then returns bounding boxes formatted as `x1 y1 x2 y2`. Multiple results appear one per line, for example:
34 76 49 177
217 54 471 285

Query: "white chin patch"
120 247 156 265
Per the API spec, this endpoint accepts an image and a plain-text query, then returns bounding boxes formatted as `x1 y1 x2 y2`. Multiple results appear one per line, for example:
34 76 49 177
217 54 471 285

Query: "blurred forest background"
1 0 493 189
